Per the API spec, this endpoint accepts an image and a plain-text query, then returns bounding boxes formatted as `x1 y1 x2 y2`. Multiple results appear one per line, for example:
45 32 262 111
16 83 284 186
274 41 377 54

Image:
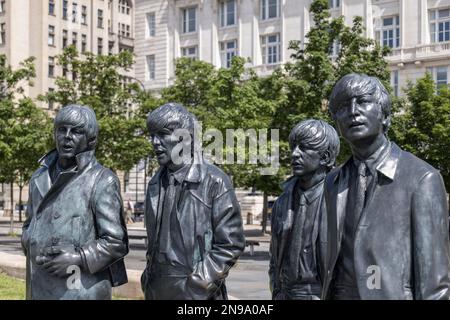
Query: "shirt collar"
167 163 192 185
297 179 324 204
353 140 391 176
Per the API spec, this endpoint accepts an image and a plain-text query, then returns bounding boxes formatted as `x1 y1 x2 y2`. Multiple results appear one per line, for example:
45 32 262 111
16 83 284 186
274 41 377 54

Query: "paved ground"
0 214 272 300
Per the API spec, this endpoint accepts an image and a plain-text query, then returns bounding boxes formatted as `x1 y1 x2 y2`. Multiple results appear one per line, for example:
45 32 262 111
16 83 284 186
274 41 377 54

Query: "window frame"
219 0 236 28
182 7 197 34
220 39 238 68
429 8 450 43
261 33 281 65
48 25 55 46
147 12 156 37
260 0 279 21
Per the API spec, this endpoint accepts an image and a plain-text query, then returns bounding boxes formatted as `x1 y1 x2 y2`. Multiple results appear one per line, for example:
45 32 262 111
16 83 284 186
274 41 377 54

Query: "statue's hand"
41 246 82 278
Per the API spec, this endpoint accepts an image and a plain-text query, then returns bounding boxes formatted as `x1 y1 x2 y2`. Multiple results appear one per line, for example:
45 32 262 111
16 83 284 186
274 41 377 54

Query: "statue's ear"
320 150 331 167
87 136 97 150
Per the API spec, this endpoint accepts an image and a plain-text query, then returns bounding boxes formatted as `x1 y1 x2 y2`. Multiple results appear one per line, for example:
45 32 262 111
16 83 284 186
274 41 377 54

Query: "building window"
119 23 131 37
48 25 55 46
97 9 104 28
81 34 87 52
98 37 103 55
427 66 449 90
328 0 340 9
261 33 280 64
49 0 55 15
181 46 198 59
182 7 197 33
0 23 5 45
62 29 68 48
436 66 448 89
72 32 77 48
119 0 131 15
375 16 400 48
330 40 340 57
430 8 450 43
48 57 55 77
81 5 87 25
261 0 279 20
0 1 5 13
146 55 155 80
62 63 68 77
219 0 236 27
147 12 156 37
72 3 77 23
48 88 54 110
109 41 114 55
391 70 399 97
62 0 68 20
220 40 238 68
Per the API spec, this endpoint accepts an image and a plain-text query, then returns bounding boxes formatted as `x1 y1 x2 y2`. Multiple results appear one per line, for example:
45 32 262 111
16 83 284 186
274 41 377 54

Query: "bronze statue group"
21 74 450 300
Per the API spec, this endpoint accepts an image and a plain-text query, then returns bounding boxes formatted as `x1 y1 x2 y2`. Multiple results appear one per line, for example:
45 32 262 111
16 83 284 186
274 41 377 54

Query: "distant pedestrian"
126 198 134 224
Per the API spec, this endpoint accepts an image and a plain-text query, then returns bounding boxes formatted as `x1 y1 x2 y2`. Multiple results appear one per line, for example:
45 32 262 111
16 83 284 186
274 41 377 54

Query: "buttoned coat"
141 159 245 300
269 176 328 299
321 142 450 300
21 150 129 300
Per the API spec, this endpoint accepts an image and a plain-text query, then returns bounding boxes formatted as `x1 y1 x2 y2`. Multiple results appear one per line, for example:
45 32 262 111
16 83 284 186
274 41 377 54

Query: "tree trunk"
261 191 268 235
18 184 23 222
9 181 14 234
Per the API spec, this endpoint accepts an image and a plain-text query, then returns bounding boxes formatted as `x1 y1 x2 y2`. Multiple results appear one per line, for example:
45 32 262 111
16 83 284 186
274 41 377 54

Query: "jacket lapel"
277 177 297 266
333 161 351 256
147 168 162 222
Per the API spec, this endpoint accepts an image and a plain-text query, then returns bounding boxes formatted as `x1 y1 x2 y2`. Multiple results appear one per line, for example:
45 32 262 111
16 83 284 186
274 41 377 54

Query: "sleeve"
268 198 280 298
412 170 450 300
188 177 245 298
80 170 129 274
21 181 34 256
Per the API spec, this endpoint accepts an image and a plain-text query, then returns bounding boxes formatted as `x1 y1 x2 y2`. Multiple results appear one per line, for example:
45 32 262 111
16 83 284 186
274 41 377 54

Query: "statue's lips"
349 121 365 128
62 145 73 151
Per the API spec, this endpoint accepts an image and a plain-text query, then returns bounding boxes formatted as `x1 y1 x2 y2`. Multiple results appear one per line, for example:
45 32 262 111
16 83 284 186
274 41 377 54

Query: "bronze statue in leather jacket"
322 74 450 300
21 105 129 300
141 103 245 300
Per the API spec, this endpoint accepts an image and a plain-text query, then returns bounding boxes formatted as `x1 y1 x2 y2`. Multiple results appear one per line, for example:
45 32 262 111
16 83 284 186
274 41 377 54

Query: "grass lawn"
0 272 25 300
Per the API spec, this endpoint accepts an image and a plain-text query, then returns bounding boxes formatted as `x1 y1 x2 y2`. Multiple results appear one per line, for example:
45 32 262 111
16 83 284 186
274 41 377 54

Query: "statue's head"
328 73 391 146
147 102 196 170
289 119 340 176
54 104 98 161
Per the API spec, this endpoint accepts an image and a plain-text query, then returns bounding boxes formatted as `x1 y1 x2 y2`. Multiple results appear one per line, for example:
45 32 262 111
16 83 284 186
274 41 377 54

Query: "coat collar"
149 158 204 186
38 149 96 172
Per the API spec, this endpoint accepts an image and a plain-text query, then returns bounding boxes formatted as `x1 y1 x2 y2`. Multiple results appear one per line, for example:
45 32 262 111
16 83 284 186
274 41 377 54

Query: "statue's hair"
328 73 391 133
54 104 99 149
289 119 340 170
147 102 196 136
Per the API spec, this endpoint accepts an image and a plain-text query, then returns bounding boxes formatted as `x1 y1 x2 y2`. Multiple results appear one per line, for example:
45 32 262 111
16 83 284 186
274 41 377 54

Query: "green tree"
390 73 450 190
40 46 152 172
280 0 390 163
5 98 52 222
0 55 52 230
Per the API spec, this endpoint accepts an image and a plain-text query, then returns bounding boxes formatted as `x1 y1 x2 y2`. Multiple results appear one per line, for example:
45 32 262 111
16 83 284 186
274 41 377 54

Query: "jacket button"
53 213 60 219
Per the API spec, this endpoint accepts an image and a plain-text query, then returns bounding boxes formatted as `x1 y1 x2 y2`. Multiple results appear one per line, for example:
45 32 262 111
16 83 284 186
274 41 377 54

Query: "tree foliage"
390 73 450 190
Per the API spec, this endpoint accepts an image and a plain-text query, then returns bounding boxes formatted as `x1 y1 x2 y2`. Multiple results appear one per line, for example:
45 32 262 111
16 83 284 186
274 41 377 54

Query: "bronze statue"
141 103 245 300
21 104 129 300
322 73 450 299
269 119 340 300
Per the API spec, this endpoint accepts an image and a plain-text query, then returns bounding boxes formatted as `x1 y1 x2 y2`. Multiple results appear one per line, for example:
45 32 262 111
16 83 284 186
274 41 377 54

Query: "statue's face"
55 121 88 160
150 127 181 169
333 92 385 145
291 143 323 177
